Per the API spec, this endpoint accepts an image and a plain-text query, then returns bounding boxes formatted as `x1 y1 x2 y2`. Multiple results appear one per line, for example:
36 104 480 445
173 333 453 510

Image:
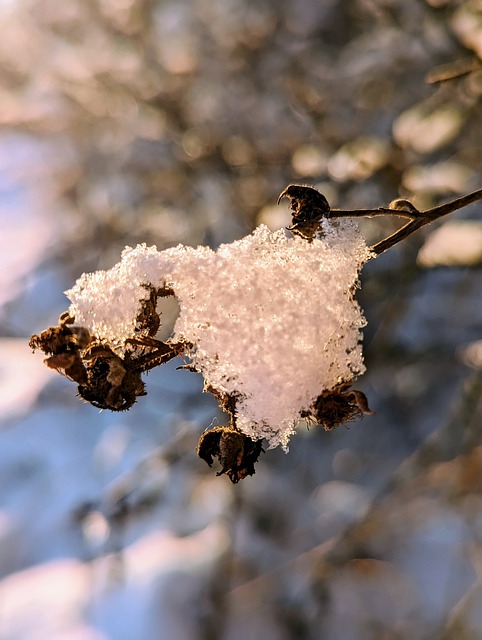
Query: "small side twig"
369 188 482 255
279 185 482 254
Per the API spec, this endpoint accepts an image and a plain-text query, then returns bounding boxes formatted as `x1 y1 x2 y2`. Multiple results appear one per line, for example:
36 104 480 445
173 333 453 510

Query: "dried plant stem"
328 187 482 255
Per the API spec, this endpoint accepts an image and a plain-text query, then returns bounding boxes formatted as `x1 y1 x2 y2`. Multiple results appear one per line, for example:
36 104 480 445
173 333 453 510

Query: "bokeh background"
1 0 482 638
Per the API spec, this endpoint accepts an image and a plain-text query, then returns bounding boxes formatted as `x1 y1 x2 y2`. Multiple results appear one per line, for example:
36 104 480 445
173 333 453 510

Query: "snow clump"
67 221 372 449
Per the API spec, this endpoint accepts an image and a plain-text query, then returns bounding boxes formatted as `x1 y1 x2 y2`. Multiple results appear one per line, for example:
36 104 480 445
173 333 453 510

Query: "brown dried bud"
197 425 264 483
301 382 374 431
388 199 420 215
278 184 331 240
29 312 91 356
78 345 146 411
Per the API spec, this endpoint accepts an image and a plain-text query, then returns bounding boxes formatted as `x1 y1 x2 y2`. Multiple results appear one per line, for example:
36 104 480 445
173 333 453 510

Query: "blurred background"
1 0 482 638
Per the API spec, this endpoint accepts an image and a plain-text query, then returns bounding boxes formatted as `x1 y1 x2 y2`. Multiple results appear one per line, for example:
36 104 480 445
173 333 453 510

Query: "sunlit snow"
67 222 372 448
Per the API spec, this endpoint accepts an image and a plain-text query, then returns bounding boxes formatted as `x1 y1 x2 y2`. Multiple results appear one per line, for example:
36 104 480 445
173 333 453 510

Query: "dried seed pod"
77 344 146 412
197 425 264 483
29 312 92 384
278 184 331 240
301 382 374 431
29 312 91 356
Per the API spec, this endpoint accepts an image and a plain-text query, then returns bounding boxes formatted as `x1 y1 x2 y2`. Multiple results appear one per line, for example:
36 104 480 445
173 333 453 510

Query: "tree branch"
370 188 482 255
279 185 482 255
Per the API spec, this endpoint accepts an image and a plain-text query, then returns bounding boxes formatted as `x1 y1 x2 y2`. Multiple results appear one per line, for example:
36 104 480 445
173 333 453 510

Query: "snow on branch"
66 222 371 451
30 185 482 481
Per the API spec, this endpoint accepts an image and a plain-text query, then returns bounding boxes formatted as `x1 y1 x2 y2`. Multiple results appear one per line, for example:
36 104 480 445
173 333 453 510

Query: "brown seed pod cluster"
29 286 186 412
30 288 267 481
301 382 374 431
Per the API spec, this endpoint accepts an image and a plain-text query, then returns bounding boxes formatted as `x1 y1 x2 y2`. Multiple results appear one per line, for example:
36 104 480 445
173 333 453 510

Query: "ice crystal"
67 222 372 448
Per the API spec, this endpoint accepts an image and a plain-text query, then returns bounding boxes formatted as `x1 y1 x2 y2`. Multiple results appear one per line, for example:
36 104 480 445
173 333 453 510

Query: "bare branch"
371 188 482 255
279 185 482 255
328 205 418 221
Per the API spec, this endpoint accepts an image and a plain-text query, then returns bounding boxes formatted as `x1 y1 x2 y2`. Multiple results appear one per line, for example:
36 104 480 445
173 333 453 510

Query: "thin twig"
279 185 482 253
328 207 417 221
329 187 482 255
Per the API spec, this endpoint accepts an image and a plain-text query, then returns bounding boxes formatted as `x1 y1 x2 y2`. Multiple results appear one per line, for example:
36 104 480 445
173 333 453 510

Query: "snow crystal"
66 222 372 449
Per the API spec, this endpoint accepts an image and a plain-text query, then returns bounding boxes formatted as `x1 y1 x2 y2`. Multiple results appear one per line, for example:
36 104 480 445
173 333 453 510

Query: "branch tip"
278 184 482 254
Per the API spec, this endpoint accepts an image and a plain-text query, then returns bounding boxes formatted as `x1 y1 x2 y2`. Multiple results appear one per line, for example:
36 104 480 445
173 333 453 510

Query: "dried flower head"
197 425 264 483
301 382 374 431
29 288 186 412
278 184 331 239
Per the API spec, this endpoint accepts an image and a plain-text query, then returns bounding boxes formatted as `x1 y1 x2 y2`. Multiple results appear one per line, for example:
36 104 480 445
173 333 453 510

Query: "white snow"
67 222 372 448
